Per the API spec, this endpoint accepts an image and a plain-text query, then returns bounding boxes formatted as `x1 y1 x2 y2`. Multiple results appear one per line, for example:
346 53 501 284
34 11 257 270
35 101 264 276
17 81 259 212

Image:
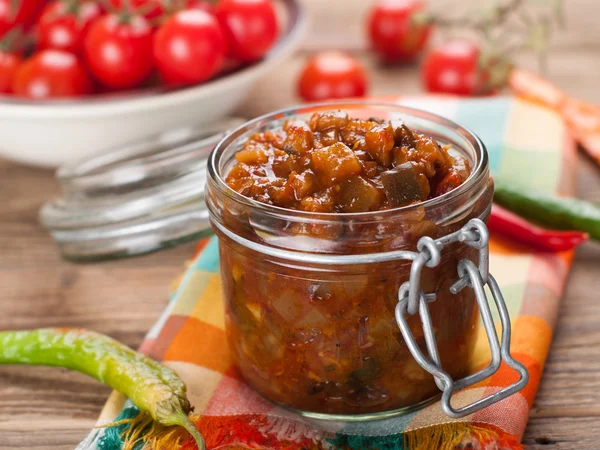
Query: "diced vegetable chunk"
311 142 362 180
235 143 269 165
225 109 470 213
283 120 314 154
309 110 349 131
394 123 416 148
432 170 464 197
300 189 336 213
380 162 427 206
339 176 383 212
365 124 394 167
288 170 317 200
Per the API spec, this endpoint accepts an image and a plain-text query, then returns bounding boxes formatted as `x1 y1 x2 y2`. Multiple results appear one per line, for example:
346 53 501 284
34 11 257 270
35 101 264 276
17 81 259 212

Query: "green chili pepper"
0 328 205 450
494 178 600 241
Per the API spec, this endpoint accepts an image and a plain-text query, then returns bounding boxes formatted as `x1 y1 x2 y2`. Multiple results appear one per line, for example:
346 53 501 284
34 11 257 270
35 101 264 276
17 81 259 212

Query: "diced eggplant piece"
380 162 427 207
338 176 383 212
311 142 362 181
393 123 416 148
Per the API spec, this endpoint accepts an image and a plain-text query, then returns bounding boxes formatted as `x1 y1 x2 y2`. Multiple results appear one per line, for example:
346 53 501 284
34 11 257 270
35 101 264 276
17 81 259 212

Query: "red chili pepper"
488 204 588 252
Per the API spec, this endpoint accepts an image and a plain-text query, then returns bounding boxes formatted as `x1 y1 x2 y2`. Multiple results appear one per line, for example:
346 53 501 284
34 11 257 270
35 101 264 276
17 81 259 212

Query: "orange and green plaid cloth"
78 96 576 450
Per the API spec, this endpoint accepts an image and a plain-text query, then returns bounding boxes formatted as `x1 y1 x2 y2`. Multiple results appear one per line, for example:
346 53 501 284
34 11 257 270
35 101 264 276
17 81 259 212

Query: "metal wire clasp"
395 218 529 418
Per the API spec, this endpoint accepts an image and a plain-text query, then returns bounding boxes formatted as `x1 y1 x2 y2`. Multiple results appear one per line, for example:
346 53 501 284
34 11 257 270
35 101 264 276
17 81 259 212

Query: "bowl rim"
0 0 305 117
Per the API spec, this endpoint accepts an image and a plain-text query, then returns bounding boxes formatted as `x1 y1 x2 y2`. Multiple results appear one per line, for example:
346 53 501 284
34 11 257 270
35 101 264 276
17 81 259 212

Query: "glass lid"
40 118 244 262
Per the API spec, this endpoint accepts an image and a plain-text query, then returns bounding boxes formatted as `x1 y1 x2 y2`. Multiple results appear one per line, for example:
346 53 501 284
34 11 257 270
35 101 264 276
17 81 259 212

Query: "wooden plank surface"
1 0 599 448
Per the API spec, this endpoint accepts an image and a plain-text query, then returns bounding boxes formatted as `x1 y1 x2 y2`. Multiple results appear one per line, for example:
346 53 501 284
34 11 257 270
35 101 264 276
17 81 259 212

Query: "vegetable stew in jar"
207 103 507 419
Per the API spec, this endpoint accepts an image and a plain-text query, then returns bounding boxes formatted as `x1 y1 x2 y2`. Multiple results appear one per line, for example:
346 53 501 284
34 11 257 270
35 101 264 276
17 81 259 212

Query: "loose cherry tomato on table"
37 0 104 54
153 9 225 86
214 0 278 62
0 0 46 36
421 40 505 96
298 51 368 102
367 0 431 63
12 49 93 98
83 13 153 89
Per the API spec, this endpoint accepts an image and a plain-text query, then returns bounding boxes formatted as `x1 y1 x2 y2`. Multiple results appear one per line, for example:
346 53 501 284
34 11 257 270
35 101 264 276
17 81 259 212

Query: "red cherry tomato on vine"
83 13 153 89
37 1 104 54
298 52 368 102
367 0 431 63
0 50 21 93
12 50 93 98
109 0 165 20
153 9 225 86
214 0 279 62
422 40 492 96
0 0 45 36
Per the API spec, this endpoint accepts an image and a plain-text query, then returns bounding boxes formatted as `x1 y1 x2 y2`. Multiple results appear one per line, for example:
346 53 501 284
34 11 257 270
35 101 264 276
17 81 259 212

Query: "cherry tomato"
0 50 21 93
83 13 153 89
0 0 45 36
214 0 278 62
37 1 104 54
109 0 165 20
185 0 214 14
12 49 93 98
421 40 491 96
367 0 431 63
153 9 225 86
298 52 368 102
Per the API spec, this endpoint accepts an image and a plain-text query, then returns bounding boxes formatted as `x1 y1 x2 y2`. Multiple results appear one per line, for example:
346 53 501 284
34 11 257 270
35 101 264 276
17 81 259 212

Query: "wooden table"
1 1 599 448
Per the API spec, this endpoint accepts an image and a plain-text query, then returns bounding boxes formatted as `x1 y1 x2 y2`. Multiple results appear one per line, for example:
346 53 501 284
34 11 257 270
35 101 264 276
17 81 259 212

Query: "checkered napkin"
79 96 576 450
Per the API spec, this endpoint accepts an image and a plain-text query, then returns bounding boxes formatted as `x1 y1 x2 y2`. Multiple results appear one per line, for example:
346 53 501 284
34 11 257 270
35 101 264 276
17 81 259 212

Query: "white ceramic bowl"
0 0 304 168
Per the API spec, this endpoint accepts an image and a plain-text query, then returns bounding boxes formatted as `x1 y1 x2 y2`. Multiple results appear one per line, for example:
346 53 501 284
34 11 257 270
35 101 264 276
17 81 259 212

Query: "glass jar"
39 120 242 262
206 102 527 420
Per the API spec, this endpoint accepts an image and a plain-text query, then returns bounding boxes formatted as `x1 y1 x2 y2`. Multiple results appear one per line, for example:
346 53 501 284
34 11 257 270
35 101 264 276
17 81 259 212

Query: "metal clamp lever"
395 219 529 419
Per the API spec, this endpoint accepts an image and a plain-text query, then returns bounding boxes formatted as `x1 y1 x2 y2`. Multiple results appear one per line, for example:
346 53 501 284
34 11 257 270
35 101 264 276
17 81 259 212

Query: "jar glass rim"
207 100 489 221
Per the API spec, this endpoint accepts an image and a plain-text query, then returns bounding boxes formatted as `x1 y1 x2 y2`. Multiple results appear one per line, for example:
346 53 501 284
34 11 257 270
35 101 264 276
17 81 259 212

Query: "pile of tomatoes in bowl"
0 0 280 99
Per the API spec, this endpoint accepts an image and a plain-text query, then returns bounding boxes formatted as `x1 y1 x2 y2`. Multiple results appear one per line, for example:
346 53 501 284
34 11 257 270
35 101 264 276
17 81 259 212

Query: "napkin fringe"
331 423 523 450
404 422 523 450
256 415 327 443
96 404 523 450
